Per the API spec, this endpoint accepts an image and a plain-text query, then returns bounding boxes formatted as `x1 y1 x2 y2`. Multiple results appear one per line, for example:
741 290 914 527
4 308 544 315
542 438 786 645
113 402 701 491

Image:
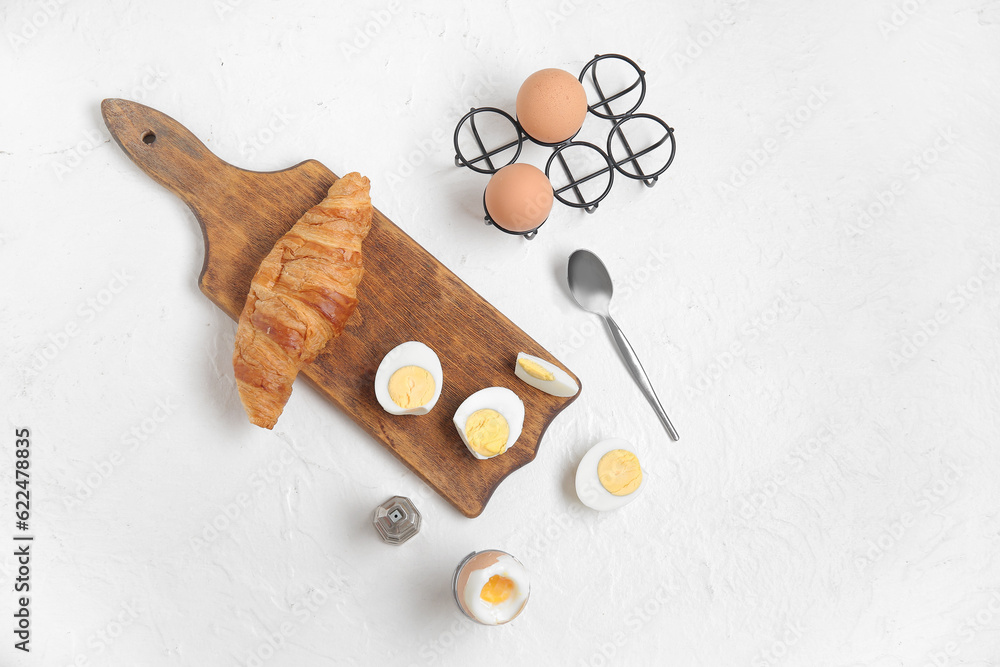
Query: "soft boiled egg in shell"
453 387 524 459
374 341 443 416
455 551 530 626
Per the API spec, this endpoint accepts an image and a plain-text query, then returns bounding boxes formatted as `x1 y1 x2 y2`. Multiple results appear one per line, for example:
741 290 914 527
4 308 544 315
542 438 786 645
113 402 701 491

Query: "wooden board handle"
102 98 334 311
102 98 228 206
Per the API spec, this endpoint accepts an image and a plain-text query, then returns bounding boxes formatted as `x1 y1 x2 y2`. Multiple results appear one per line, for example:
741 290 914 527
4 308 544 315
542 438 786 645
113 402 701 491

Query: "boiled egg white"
513 352 579 398
374 341 443 416
453 387 524 459
575 438 645 511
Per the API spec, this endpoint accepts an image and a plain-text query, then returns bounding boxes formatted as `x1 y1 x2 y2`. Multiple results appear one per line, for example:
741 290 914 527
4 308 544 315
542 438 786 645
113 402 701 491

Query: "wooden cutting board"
101 99 580 518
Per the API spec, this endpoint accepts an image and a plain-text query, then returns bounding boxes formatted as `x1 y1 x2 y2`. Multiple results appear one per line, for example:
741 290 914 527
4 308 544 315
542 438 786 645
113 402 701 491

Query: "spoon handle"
604 316 680 441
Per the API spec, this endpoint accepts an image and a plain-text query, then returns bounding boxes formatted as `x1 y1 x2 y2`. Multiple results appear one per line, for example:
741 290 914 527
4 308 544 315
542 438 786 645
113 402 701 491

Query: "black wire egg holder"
453 53 677 240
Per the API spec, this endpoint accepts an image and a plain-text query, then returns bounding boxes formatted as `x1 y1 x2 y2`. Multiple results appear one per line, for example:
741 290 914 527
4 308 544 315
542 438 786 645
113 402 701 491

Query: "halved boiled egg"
513 352 579 397
453 387 524 459
575 438 645 511
374 341 443 416
454 550 530 625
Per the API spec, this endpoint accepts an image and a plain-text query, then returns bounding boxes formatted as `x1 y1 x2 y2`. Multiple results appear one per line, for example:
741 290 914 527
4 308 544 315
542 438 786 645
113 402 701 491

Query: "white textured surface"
2 1 1000 665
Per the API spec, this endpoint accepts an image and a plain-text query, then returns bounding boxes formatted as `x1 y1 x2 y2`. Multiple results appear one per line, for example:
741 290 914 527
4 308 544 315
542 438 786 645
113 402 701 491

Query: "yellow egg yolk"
597 449 643 496
464 409 510 457
387 366 435 409
480 575 515 605
518 357 555 381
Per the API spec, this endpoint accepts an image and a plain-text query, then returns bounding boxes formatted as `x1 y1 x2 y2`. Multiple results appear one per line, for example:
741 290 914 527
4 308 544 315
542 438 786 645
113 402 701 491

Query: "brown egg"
516 68 589 144
484 163 554 233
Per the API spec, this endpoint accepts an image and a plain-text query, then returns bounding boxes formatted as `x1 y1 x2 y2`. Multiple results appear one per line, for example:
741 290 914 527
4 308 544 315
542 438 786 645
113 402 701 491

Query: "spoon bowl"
566 249 680 441
567 250 615 316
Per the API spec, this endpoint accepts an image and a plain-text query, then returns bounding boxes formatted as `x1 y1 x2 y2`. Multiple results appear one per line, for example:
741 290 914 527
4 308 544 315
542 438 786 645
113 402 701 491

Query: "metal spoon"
567 249 680 441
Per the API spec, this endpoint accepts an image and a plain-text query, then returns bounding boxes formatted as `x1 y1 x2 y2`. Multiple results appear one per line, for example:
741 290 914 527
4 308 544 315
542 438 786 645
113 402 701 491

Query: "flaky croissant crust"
233 172 373 429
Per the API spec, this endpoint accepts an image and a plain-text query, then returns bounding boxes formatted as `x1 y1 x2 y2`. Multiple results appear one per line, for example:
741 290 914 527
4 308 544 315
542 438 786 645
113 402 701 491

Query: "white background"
2 0 1000 665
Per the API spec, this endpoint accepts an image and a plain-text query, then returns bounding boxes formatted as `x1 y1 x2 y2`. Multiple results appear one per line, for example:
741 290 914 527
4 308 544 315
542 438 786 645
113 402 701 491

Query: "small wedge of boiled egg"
575 438 645 511
453 387 524 459
374 341 443 416
513 352 579 398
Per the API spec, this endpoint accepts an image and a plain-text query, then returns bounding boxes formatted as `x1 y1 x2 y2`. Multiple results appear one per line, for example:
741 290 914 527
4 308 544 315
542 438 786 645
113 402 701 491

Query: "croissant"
233 172 373 429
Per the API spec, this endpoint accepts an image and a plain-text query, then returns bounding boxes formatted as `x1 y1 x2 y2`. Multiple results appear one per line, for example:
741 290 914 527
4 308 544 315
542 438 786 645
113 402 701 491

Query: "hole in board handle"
141 131 156 145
